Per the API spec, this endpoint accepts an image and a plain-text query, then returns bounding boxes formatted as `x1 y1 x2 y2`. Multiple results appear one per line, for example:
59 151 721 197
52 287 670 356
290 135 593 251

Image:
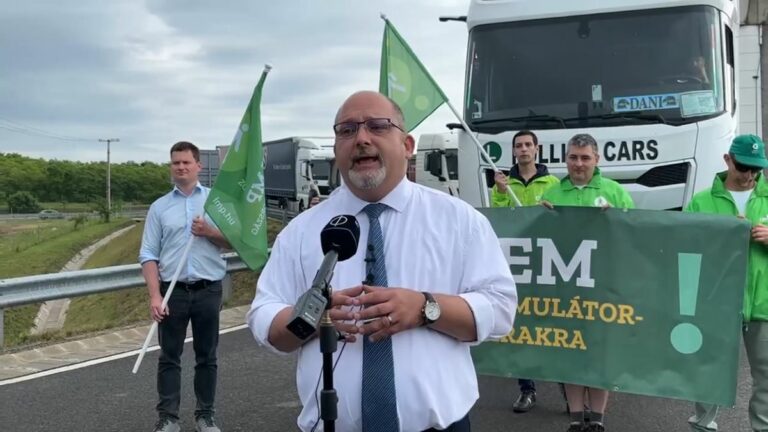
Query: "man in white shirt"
247 90 517 431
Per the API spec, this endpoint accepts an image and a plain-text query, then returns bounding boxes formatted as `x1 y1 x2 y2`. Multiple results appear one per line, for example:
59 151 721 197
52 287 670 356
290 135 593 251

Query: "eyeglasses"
333 118 404 139
733 160 762 174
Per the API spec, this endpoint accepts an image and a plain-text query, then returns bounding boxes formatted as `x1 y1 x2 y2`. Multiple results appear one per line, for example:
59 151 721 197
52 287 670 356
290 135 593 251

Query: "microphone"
287 215 360 340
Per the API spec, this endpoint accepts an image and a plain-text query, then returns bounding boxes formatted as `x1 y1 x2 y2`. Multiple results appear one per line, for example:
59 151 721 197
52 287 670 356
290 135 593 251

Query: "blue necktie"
361 203 399 432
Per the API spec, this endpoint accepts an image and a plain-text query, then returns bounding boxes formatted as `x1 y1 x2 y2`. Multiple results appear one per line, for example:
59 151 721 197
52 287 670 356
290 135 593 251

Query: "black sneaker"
566 423 584 432
583 423 605 432
512 391 537 413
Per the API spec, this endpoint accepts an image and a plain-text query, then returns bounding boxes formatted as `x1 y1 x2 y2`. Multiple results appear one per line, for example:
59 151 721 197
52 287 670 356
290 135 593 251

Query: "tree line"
0 152 172 212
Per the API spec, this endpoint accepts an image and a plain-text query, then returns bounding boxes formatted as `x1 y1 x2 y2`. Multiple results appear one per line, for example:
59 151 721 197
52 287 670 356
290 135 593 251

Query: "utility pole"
98 138 119 222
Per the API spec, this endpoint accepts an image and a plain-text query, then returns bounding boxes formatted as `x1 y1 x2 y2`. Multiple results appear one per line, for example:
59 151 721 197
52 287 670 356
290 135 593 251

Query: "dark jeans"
519 378 536 393
157 280 222 420
422 414 471 431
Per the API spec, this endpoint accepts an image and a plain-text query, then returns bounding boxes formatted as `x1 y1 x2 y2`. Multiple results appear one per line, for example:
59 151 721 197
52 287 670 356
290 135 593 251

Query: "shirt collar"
172 182 203 197
337 177 413 217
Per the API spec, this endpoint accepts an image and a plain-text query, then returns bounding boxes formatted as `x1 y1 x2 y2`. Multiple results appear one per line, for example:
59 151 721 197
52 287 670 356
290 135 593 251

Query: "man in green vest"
492 130 559 413
685 134 768 432
492 130 559 208
541 133 634 432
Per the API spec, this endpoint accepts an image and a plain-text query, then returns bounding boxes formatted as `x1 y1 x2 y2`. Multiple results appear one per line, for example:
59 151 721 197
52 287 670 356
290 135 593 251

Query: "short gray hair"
568 133 599 154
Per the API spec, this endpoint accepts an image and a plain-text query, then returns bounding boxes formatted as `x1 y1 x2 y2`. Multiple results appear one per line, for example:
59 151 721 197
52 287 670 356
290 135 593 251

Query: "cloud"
0 0 468 163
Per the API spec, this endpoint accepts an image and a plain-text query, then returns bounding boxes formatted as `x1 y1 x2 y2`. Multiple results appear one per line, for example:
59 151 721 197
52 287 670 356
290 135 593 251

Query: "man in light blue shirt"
139 141 230 432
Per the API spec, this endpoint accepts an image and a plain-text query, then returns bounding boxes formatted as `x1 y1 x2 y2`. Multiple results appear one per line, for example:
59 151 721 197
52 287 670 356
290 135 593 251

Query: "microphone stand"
319 282 338 431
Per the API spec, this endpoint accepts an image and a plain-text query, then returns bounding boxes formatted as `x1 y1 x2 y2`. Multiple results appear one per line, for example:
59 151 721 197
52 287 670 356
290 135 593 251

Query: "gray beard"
348 166 387 190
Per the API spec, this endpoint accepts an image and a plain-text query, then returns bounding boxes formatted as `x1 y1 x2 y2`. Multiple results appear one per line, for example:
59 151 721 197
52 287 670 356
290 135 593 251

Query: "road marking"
0 324 249 386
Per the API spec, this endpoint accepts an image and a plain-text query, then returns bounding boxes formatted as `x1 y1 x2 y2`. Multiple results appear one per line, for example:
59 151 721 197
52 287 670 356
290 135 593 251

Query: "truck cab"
415 132 459 196
457 0 739 209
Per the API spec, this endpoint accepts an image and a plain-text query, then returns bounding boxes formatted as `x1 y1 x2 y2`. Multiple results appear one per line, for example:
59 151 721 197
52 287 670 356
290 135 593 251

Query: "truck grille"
635 163 689 187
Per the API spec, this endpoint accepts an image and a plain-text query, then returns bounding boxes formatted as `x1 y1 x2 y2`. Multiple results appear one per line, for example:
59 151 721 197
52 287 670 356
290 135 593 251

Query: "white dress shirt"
247 178 517 432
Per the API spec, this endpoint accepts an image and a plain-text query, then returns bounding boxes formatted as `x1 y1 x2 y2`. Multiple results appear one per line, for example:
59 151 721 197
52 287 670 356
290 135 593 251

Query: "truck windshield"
312 160 332 180
466 6 724 132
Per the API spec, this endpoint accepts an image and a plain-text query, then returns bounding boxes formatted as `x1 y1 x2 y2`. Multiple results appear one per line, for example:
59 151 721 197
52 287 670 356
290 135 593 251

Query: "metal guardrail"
0 206 296 348
266 206 298 224
0 253 248 348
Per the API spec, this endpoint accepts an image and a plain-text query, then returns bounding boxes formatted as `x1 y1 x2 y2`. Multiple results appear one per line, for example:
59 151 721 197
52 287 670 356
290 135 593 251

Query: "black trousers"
156 280 222 420
422 414 471 432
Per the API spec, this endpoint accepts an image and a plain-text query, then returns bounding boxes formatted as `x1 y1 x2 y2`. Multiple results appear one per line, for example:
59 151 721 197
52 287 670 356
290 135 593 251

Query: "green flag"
379 18 448 132
204 67 270 271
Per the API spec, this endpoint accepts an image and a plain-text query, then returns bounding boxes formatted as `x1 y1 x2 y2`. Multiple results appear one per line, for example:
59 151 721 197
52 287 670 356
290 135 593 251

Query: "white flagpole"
442 100 523 207
132 235 196 374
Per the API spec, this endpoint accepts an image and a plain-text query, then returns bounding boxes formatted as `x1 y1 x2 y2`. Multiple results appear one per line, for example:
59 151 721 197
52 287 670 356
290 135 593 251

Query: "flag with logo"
379 17 448 132
204 66 271 271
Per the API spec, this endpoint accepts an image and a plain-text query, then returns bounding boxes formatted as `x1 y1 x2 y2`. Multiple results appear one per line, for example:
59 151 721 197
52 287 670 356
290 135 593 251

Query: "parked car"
38 209 64 219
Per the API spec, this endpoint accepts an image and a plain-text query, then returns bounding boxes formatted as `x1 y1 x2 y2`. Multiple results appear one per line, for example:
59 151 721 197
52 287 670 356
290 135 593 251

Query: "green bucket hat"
730 134 768 168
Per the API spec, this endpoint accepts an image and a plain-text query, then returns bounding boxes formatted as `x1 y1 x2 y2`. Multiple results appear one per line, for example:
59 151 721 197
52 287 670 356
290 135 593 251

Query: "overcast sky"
0 0 469 164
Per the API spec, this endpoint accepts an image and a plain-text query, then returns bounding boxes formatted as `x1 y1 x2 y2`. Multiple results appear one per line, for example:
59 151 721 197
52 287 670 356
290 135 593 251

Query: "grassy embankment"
0 218 135 348
61 219 283 339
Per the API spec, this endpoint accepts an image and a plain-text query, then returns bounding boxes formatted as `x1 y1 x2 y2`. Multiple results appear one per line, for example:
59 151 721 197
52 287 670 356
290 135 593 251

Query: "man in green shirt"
492 130 560 208
491 130 559 413
542 133 634 432
685 134 768 432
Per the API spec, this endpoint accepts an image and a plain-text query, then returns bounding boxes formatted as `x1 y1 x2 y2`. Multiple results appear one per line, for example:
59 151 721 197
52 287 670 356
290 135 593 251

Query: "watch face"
425 302 441 321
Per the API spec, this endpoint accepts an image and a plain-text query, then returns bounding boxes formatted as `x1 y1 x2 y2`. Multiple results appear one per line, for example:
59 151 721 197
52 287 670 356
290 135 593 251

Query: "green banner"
474 206 749 406
204 68 270 271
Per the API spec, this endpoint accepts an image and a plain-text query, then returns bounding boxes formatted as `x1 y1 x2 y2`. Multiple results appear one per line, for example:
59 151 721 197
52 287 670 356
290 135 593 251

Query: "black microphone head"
321 215 360 261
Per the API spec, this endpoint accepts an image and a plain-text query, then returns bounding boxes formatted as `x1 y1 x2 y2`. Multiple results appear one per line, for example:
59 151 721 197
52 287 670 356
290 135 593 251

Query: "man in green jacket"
491 130 559 413
541 134 634 210
685 134 768 432
492 130 560 207
542 133 634 432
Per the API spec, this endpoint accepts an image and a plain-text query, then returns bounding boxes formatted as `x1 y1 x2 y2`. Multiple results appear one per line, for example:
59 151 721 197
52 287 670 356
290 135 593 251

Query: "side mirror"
328 158 340 190
425 151 446 181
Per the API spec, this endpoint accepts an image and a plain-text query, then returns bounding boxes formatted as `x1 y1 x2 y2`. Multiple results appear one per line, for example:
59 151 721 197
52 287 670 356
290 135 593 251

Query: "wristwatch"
421 291 441 325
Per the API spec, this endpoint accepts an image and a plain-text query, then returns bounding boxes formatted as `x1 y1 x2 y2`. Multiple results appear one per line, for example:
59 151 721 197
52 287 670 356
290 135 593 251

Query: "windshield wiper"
472 114 566 128
567 112 670 125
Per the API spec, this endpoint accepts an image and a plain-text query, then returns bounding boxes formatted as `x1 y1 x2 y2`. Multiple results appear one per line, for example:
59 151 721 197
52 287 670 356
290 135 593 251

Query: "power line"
0 116 96 142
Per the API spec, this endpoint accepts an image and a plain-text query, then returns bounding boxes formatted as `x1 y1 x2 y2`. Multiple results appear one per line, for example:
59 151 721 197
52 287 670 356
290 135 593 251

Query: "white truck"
215 136 333 212
449 0 742 210
306 140 336 197
415 132 460 196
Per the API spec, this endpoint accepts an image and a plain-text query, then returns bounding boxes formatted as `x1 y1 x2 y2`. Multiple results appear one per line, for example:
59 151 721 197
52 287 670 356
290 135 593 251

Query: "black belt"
161 279 214 290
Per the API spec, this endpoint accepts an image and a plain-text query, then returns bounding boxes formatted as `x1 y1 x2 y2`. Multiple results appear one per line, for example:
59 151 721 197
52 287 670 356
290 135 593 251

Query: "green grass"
62 223 148 334
0 219 77 256
57 218 283 341
2 218 135 348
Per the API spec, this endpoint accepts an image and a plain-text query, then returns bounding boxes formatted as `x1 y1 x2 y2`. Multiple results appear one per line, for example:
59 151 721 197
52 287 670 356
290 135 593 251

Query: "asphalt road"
0 329 754 432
